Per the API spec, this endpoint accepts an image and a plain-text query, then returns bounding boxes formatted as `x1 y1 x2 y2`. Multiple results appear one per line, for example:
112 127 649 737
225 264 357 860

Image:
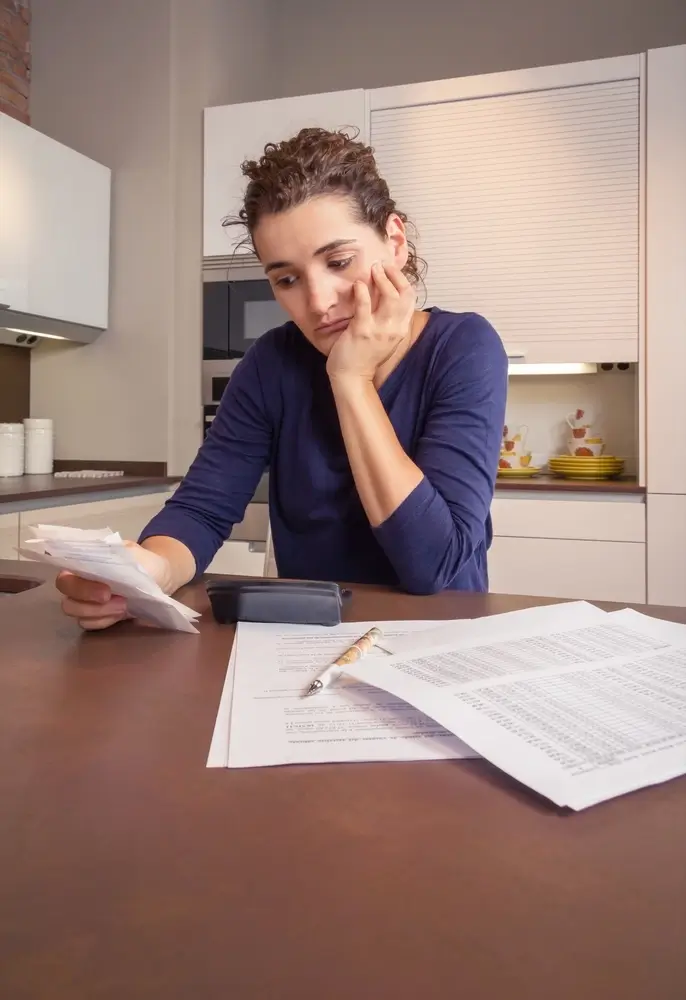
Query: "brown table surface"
1 561 685 1000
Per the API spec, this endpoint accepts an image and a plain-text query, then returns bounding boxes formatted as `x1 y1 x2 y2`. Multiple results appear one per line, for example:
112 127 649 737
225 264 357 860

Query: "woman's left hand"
326 262 416 384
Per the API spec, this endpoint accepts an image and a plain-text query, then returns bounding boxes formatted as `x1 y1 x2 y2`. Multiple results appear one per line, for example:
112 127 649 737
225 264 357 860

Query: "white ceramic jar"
0 423 25 477
23 417 54 475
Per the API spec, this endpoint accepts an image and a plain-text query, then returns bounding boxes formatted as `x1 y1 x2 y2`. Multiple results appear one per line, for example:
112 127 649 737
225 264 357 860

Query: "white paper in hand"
18 524 200 633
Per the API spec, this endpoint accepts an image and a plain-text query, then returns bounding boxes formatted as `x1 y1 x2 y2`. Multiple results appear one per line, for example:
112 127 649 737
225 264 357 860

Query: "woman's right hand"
56 541 171 631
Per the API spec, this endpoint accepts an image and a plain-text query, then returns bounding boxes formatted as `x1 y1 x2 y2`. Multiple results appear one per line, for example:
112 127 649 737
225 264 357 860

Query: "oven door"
202 358 241 405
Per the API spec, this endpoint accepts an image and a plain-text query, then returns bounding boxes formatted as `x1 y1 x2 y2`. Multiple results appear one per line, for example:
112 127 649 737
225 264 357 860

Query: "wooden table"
1 561 685 1000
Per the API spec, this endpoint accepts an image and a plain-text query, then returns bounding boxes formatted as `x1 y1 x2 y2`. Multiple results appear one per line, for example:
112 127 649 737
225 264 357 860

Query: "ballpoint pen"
303 626 383 697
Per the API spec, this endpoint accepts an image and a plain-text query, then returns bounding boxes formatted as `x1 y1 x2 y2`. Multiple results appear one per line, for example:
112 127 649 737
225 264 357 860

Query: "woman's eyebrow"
264 239 357 274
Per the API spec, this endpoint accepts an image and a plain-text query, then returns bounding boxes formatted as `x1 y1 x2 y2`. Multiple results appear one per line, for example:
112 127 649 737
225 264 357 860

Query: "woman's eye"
328 256 354 271
275 275 296 288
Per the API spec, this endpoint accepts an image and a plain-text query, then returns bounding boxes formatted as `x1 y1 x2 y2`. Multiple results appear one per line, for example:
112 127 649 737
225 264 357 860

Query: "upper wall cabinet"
0 114 111 339
203 90 367 260
369 56 642 364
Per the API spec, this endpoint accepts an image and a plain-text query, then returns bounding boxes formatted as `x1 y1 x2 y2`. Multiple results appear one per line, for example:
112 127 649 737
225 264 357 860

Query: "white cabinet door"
0 513 20 560
0 114 31 313
488 536 646 604
203 89 367 258
207 540 266 577
647 494 686 607
371 69 640 365
646 45 686 493
18 492 176 553
0 114 111 329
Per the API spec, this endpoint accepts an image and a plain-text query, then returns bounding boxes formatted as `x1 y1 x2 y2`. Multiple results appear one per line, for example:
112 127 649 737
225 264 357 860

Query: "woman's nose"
306 276 338 317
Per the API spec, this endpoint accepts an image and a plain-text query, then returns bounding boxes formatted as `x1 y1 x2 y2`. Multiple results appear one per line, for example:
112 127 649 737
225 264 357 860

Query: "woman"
58 127 508 630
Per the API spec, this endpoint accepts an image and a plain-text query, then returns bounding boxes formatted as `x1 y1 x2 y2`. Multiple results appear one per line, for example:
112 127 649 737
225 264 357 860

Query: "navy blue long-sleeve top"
139 308 508 594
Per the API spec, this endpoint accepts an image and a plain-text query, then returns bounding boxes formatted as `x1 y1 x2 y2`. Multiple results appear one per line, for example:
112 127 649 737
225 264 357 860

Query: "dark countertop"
0 471 642 507
1 561 684 1000
0 473 181 504
495 475 644 494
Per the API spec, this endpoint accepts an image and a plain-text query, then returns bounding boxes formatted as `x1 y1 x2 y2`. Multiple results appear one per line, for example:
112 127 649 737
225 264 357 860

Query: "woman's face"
252 195 410 355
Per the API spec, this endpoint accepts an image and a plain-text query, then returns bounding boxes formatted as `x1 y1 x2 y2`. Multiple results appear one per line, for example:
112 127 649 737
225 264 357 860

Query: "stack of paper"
210 600 686 810
207 618 478 769
19 524 200 633
346 604 686 810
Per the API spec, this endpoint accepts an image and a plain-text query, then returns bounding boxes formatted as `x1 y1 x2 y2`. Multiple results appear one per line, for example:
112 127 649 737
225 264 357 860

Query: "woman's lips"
316 318 351 335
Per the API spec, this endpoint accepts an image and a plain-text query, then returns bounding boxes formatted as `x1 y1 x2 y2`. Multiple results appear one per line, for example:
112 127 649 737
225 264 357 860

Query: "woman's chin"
308 328 345 356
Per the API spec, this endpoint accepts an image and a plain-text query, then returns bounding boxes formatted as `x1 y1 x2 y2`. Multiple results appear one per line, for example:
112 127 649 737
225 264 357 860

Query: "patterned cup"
567 437 605 457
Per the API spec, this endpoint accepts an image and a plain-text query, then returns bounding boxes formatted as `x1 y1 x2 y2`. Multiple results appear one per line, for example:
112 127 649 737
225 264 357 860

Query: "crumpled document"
18 524 200 633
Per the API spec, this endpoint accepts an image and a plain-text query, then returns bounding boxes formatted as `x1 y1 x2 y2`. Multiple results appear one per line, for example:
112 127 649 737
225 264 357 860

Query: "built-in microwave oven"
202 267 289 432
203 270 289 361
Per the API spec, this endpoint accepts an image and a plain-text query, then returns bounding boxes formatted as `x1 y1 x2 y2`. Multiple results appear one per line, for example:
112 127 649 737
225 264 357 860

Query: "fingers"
378 260 412 295
56 570 131 631
353 279 373 324
61 594 128 623
78 614 128 631
56 570 112 604
371 262 415 321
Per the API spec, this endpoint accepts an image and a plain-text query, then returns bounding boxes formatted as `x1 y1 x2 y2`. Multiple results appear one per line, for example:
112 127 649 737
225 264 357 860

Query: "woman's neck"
373 309 431 389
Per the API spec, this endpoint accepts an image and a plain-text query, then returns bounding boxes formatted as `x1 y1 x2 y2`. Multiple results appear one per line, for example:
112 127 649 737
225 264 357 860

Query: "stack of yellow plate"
497 465 542 479
548 455 624 480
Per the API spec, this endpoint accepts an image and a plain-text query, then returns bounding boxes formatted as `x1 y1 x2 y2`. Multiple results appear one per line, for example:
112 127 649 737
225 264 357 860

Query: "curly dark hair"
222 127 426 285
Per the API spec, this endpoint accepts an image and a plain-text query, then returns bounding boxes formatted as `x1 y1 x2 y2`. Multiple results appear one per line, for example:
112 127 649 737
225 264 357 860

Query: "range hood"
0 306 103 348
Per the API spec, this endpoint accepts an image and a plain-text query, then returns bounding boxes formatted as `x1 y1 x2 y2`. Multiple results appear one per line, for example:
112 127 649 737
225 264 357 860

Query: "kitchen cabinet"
488 496 646 603
207 540 266 577
369 55 642 364
0 512 19 561
0 114 111 331
208 505 271 577
18 492 176 553
647 494 686 608
203 89 367 259
488 536 646 604
645 44 686 494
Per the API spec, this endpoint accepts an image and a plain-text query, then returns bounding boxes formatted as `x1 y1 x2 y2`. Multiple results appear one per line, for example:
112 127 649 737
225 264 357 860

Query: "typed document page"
224 620 477 768
345 605 686 809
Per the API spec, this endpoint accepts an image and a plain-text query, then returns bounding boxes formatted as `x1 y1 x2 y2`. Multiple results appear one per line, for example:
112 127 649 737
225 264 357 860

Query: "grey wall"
272 0 686 95
29 0 274 470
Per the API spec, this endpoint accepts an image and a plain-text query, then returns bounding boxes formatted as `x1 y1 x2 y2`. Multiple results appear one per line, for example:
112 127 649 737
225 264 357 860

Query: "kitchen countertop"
0 473 182 505
0 471 642 510
495 475 644 494
1 562 685 1000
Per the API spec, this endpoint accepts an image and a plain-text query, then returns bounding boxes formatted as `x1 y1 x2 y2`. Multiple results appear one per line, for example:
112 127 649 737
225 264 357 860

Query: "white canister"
23 418 54 474
0 423 25 477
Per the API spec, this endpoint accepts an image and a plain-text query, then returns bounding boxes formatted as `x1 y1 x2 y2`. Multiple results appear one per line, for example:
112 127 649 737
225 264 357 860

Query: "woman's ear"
385 213 409 270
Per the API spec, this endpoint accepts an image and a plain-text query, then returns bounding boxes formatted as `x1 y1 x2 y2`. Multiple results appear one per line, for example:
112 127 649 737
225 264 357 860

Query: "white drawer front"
491 498 645 543
207 540 265 577
488 536 646 604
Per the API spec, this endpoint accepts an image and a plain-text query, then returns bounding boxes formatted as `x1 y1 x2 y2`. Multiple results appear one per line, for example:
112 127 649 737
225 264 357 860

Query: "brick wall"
0 0 30 124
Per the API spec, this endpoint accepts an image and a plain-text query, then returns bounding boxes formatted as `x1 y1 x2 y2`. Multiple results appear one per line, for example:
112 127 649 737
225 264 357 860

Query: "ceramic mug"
502 424 529 455
566 410 594 439
568 437 605 457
